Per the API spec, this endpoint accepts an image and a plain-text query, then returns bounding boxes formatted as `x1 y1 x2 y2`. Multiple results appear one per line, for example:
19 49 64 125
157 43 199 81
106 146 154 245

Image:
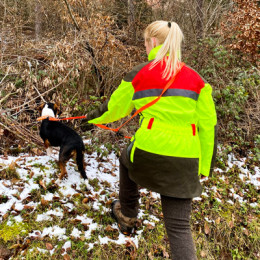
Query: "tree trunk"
128 0 135 26
35 0 41 41
195 0 204 39
128 0 136 40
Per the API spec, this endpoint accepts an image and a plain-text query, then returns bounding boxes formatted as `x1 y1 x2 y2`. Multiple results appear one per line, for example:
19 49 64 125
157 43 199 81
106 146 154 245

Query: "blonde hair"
144 21 184 80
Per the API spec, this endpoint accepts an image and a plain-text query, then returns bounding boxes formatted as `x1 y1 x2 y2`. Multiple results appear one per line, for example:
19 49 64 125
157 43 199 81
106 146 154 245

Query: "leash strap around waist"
94 62 185 139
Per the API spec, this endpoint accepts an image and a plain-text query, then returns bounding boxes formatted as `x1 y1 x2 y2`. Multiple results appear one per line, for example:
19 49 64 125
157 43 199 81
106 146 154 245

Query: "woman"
87 21 217 259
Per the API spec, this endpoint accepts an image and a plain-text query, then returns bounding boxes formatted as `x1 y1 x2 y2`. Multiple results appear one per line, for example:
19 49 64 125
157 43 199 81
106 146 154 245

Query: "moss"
0 167 20 179
89 178 101 192
0 220 29 242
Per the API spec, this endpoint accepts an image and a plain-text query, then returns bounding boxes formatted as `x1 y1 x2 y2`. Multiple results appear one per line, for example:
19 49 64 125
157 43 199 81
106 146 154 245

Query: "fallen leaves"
243 228 249 236
229 221 234 228
0 246 12 259
12 193 21 200
204 222 210 235
200 250 207 258
105 225 115 232
148 244 169 259
1 181 10 188
31 148 42 156
125 239 137 259
70 219 81 225
63 254 70 260
29 171 34 178
82 198 89 204
9 161 17 171
29 231 42 240
23 205 35 210
46 243 53 250
41 198 49 206
39 180 47 190
146 223 155 230
0 143 259 260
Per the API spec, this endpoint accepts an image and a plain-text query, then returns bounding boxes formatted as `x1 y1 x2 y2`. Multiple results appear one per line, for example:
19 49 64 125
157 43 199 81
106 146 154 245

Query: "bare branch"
0 65 11 86
63 0 80 31
0 91 18 105
32 84 46 103
6 68 74 112
0 114 43 147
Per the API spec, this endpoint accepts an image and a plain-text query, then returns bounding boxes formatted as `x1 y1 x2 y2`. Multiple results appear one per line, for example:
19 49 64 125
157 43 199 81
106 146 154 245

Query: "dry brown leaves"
221 0 259 63
0 0 143 153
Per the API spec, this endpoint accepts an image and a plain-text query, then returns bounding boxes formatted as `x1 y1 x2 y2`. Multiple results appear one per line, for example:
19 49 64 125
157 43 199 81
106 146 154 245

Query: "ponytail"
144 21 184 80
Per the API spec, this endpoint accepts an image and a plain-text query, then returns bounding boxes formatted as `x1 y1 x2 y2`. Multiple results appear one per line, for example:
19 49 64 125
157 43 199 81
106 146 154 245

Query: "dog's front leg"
44 139 52 156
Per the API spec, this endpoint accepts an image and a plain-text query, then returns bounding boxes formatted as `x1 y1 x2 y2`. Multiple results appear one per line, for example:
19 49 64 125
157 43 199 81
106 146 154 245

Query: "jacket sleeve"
196 83 217 176
88 80 135 124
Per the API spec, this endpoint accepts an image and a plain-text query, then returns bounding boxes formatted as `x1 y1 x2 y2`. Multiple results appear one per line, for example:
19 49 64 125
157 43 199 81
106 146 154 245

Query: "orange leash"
94 62 185 139
37 115 87 121
36 63 184 139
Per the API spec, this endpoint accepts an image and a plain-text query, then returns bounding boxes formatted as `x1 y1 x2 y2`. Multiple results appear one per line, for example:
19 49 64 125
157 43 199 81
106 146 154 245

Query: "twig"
204 0 224 33
63 0 80 31
33 84 46 103
96 29 108 58
0 65 11 85
0 91 18 105
6 68 74 112
0 116 43 147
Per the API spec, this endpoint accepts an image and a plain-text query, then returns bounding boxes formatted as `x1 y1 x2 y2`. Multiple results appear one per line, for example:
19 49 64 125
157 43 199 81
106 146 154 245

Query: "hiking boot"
111 200 137 236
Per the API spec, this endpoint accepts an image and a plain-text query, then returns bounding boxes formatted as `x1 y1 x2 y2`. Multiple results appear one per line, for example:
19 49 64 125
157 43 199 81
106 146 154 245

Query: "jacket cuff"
87 99 109 122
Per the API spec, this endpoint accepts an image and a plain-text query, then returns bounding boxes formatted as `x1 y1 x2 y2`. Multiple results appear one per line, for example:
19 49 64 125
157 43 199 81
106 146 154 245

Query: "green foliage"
1 142 258 259
89 178 101 192
0 220 29 242
214 84 248 119
252 135 260 162
232 248 242 260
87 95 107 111
30 188 42 201
0 166 20 179
32 163 49 172
15 78 24 88
187 37 259 145
104 142 120 157
36 70 47 80
213 67 258 143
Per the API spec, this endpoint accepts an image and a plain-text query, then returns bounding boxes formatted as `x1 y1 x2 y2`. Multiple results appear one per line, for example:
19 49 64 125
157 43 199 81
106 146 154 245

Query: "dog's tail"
76 145 87 180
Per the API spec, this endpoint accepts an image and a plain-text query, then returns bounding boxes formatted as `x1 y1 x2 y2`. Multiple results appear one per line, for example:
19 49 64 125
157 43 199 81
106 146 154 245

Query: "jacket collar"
148 45 162 61
148 45 181 61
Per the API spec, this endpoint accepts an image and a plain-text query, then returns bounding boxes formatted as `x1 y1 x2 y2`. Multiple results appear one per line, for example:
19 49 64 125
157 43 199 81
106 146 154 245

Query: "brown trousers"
119 148 197 260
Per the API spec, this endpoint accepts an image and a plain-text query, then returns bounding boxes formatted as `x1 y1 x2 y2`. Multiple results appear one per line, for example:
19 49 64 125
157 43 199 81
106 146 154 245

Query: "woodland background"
0 0 259 151
0 0 259 259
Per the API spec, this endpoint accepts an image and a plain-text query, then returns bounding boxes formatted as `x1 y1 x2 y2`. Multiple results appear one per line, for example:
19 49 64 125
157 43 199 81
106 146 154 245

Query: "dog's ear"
53 102 62 116
37 103 45 113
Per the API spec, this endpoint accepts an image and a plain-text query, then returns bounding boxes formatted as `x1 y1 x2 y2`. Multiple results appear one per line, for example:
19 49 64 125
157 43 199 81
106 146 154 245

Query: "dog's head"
37 102 62 118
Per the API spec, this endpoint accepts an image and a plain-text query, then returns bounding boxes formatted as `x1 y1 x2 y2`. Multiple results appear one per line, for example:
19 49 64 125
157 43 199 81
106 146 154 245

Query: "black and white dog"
38 102 88 186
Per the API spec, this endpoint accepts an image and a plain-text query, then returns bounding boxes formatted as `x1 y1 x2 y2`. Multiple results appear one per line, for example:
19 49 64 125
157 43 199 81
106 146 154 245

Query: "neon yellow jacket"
88 46 217 197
